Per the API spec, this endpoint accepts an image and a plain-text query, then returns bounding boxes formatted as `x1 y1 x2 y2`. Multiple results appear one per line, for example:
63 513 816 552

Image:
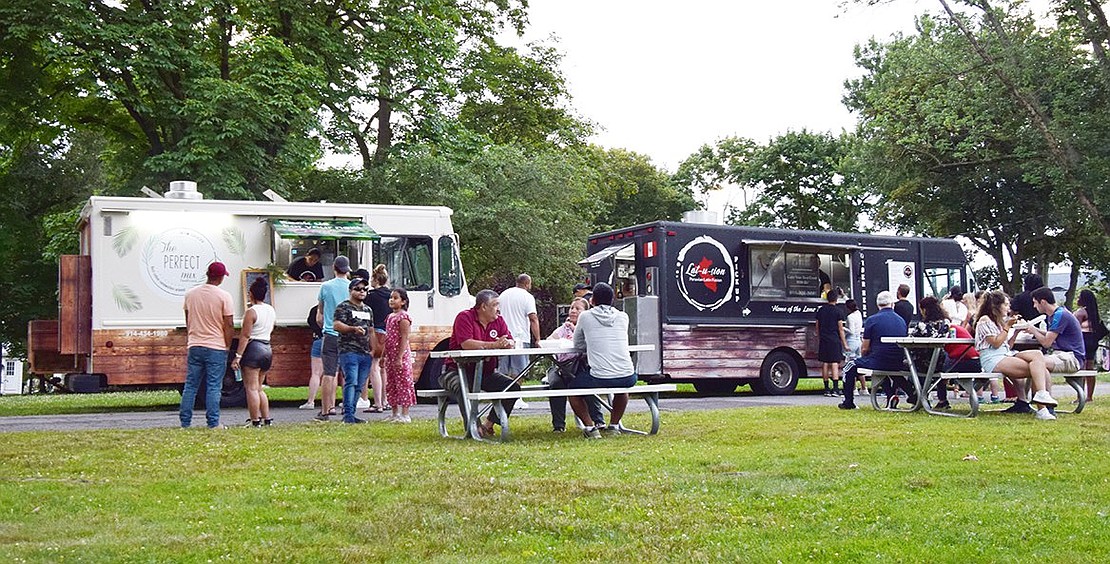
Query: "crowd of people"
822 278 1102 421
178 257 1101 431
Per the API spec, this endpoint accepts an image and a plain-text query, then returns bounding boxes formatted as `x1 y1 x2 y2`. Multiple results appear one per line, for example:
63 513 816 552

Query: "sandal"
364 406 383 413
326 407 337 416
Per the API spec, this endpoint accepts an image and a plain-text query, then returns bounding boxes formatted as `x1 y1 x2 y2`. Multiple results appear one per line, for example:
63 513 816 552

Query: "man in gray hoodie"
570 282 637 439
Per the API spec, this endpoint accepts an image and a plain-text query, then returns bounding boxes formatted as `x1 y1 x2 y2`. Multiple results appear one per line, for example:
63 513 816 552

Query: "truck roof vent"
681 210 719 224
165 180 202 200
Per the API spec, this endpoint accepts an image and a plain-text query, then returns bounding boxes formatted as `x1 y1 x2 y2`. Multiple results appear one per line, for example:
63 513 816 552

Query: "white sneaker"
298 402 316 410
399 415 412 424
1035 407 1057 420
1031 391 1058 407
356 398 371 410
514 398 529 409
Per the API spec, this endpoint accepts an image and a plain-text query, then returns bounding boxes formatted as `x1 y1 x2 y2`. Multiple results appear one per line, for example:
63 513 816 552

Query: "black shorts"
240 339 272 371
818 339 845 363
321 333 340 376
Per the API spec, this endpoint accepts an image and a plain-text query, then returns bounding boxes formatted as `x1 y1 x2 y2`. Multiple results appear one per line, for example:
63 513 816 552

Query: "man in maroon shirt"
440 289 522 437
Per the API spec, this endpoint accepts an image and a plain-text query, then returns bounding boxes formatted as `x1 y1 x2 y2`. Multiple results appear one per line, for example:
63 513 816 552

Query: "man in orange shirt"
179 262 235 428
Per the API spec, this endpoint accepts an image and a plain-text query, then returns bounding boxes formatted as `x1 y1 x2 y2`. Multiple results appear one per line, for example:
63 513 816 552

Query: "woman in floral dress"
383 289 415 422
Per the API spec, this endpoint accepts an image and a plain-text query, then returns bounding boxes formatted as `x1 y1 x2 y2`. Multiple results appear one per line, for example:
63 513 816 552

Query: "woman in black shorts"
232 278 277 427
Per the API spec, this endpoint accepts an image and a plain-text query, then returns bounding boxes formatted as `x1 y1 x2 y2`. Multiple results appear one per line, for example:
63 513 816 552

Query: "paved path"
0 382 1103 433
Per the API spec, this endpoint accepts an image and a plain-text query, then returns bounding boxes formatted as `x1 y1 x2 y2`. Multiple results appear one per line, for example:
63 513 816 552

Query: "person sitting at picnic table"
439 289 521 438
838 290 908 410
975 291 1058 420
1027 287 1085 376
908 297 953 408
941 317 986 410
545 297 605 433
569 283 637 439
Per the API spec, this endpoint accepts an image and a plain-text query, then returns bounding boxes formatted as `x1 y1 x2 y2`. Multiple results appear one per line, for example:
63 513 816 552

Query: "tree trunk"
372 66 393 167
1066 261 1081 309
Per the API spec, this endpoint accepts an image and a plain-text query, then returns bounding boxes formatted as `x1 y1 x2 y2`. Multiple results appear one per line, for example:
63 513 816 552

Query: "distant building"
1 346 23 395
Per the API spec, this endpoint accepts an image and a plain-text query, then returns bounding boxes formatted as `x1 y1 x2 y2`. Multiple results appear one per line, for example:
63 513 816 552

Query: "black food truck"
578 219 971 395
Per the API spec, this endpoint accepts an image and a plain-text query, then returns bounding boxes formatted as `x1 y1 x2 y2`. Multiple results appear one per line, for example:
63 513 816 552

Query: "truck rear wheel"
692 379 740 394
752 351 800 396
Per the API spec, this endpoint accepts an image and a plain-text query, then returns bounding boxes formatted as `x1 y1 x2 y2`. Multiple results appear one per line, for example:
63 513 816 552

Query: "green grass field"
1 402 1107 562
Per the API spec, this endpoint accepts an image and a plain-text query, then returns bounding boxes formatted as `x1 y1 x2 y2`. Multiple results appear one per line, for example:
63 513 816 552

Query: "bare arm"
861 338 871 356
231 308 257 369
222 315 234 349
528 312 540 344
316 300 324 328
461 337 510 350
397 318 411 365
838 320 847 349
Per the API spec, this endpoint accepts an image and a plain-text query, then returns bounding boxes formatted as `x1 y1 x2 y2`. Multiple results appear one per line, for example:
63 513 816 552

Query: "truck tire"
752 350 800 396
692 379 740 395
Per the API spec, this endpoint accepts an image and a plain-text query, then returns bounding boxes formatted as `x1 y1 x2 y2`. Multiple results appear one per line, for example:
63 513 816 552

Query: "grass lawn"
1 403 1107 562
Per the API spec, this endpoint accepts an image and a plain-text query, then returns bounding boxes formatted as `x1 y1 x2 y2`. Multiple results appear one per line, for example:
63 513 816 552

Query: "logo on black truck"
675 235 735 311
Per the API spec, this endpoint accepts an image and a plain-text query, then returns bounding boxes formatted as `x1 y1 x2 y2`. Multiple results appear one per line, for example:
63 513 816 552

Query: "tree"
844 11 1087 291
582 146 696 232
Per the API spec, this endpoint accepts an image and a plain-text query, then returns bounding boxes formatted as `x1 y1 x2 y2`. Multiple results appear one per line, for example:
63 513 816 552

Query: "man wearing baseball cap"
180 261 235 428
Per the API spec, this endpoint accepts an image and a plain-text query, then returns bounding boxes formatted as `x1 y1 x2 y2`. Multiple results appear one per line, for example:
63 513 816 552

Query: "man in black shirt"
286 248 324 281
1012 273 1043 321
893 284 914 327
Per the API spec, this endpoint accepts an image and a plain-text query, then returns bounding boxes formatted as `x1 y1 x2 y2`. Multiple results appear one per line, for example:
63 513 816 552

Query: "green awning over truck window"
270 219 379 240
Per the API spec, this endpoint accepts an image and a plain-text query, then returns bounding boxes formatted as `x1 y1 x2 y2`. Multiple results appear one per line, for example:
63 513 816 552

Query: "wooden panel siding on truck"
661 325 814 380
58 255 92 355
28 320 88 374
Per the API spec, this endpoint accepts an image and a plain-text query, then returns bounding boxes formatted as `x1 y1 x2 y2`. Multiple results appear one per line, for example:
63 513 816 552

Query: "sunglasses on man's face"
352 286 368 292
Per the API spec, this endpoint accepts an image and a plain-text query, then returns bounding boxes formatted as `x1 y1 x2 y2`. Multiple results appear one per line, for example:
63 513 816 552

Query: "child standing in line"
815 288 848 397
383 289 415 423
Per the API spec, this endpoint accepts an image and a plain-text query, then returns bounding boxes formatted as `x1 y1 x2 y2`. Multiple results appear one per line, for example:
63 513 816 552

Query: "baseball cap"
333 255 351 274
349 278 368 291
573 283 590 292
206 262 230 277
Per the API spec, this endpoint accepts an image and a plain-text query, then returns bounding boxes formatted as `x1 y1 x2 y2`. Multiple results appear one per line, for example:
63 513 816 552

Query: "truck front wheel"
752 351 800 396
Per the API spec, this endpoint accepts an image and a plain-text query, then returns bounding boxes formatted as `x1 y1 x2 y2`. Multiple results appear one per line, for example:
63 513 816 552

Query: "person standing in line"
383 289 416 423
179 262 235 429
893 284 914 327
844 299 866 394
499 274 541 408
815 289 847 397
352 268 373 411
231 277 275 427
366 265 392 413
333 278 377 424
1073 289 1105 402
315 255 352 421
300 305 324 410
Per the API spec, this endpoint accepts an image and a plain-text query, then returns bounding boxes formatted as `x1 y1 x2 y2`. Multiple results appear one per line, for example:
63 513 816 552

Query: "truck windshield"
924 266 964 299
438 235 463 297
379 236 434 292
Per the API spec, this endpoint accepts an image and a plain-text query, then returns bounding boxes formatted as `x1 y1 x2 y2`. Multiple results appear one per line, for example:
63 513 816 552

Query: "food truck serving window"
750 245 852 300
925 266 965 300
270 219 377 281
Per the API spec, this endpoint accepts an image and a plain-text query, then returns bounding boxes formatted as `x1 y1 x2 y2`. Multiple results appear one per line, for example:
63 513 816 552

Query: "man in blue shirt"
314 255 352 421
1027 287 1084 375
839 290 908 410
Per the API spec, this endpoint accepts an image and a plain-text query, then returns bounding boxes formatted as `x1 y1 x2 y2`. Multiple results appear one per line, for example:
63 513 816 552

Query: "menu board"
785 252 820 297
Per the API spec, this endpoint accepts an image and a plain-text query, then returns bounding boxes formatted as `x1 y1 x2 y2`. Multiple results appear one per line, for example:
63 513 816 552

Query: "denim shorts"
573 368 638 389
310 338 322 358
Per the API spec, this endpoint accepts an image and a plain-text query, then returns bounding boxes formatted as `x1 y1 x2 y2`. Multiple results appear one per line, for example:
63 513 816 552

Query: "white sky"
513 0 936 171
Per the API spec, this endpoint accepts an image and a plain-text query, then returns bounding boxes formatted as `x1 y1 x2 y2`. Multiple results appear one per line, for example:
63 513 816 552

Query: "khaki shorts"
1047 350 1080 373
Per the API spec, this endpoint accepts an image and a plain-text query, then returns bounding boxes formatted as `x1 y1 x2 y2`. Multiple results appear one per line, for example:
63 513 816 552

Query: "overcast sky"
512 0 938 172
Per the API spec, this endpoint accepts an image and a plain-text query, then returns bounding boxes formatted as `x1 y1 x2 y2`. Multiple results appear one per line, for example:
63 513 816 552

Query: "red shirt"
446 307 513 377
945 323 979 360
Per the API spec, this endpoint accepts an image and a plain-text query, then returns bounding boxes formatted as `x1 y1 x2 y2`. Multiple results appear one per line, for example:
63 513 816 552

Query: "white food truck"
28 185 474 395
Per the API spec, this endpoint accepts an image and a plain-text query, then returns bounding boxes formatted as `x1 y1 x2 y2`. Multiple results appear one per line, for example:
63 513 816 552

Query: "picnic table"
417 343 673 441
869 336 1092 417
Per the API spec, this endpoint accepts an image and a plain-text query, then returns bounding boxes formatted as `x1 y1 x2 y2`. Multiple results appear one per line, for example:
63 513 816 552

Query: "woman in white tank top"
232 278 276 426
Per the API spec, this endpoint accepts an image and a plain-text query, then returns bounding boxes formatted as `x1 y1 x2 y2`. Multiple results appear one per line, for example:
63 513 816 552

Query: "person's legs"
243 365 262 421
609 393 630 425
831 361 841 394
305 355 322 408
369 356 384 408
547 367 568 431
179 347 204 427
203 348 227 428
840 359 859 407
258 370 270 420
339 352 366 423
320 334 339 415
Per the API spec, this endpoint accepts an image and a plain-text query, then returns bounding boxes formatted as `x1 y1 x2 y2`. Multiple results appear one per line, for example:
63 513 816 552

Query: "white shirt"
248 303 276 341
498 286 536 347
846 310 863 338
941 298 968 324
